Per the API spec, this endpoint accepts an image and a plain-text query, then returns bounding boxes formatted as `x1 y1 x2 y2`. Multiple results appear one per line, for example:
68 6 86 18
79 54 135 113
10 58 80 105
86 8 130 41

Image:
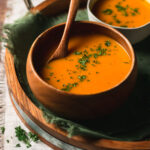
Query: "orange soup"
40 33 132 94
92 0 150 28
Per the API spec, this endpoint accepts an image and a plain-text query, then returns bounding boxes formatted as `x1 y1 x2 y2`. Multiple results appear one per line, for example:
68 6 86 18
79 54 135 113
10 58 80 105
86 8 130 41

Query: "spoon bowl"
26 21 137 120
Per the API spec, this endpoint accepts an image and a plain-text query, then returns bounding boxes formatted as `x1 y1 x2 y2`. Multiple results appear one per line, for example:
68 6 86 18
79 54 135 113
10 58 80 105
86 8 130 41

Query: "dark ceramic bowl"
26 21 137 120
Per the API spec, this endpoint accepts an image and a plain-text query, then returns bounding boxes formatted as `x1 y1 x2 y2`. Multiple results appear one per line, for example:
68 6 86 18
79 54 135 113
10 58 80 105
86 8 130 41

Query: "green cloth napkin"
2 9 150 141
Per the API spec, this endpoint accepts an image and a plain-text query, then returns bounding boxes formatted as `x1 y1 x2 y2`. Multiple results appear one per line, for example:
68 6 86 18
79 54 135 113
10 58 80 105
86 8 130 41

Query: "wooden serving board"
4 0 150 149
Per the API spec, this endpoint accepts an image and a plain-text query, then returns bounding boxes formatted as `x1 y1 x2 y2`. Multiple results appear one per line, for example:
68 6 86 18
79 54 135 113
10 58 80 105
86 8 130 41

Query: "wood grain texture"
4 0 150 149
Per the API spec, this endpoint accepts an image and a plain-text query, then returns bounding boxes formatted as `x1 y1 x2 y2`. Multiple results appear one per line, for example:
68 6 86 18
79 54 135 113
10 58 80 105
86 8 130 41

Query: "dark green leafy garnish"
113 15 121 24
123 62 129 64
115 4 128 16
102 9 113 15
74 51 82 55
61 83 78 91
16 144 21 147
120 25 128 27
15 126 39 148
57 80 60 82
28 132 39 142
1 127 5 134
45 77 50 81
93 53 98 58
105 40 111 47
15 126 31 148
78 75 86 81
49 72 54 76
7 140 9 143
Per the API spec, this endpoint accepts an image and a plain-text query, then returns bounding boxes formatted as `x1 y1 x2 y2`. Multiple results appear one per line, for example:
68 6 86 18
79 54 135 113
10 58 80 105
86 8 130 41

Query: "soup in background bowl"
87 0 150 44
26 21 137 120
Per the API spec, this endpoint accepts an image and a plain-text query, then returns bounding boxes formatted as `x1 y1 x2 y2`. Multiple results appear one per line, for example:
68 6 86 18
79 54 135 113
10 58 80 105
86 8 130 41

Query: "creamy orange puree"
41 33 132 94
92 0 150 28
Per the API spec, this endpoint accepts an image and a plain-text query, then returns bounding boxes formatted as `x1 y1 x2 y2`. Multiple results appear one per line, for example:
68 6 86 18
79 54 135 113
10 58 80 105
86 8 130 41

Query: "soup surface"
41 33 132 94
92 0 150 28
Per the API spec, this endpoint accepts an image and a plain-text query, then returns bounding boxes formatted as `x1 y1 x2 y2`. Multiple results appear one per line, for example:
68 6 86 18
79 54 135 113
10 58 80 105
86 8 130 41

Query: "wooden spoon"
47 0 80 63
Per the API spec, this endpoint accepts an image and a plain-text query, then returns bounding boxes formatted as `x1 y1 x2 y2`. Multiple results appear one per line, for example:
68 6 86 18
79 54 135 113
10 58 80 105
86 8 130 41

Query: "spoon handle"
48 0 80 62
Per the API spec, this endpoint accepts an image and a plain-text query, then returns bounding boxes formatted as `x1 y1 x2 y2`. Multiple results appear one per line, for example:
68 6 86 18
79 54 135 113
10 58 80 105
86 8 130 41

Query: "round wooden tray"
5 0 150 149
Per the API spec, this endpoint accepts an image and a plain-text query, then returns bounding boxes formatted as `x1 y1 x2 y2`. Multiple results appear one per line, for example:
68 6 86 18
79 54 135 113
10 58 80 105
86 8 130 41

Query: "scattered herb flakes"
72 82 78 87
75 65 79 68
102 9 113 15
45 65 51 69
15 126 30 148
45 77 50 81
28 132 39 142
90 48 94 51
115 4 128 16
78 75 87 81
1 127 5 134
130 8 140 16
105 40 111 47
123 62 129 64
113 15 121 24
93 53 98 58
120 25 128 27
7 140 9 143
57 80 60 82
74 51 82 55
61 83 72 91
83 49 88 54
108 22 113 25
70 76 73 79
15 126 39 148
49 72 54 76
61 83 78 91
16 144 21 147
87 80 90 82
96 72 99 74
93 60 100 64
96 45 102 51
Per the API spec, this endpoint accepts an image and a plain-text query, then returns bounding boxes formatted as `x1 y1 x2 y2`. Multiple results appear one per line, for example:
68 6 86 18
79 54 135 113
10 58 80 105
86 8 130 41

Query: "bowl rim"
27 21 136 97
87 0 150 30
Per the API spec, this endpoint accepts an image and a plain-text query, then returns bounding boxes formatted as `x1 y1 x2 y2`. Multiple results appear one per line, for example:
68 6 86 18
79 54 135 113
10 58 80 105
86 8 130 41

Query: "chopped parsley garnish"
115 4 128 16
123 62 129 64
120 25 128 27
78 75 86 81
61 83 78 91
72 82 78 87
57 80 60 82
45 65 51 69
93 60 100 64
102 9 113 15
16 144 21 147
45 77 50 81
28 132 39 142
105 40 111 47
94 53 98 58
96 72 99 74
7 140 9 143
49 72 54 76
113 15 121 24
1 127 5 134
15 126 39 148
78 54 90 70
74 51 82 55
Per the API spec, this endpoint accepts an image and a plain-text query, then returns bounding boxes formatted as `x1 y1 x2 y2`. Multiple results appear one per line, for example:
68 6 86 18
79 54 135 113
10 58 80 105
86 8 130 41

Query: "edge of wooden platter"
4 0 150 149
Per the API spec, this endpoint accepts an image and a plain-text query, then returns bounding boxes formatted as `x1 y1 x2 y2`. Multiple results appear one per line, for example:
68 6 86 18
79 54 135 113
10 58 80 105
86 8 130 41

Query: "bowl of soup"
26 21 137 120
87 0 150 44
